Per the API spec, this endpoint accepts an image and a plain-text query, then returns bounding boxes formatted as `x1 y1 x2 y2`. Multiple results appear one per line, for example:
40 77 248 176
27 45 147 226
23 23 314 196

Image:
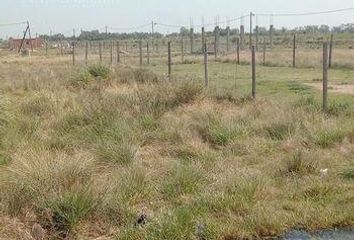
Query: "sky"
1 0 354 38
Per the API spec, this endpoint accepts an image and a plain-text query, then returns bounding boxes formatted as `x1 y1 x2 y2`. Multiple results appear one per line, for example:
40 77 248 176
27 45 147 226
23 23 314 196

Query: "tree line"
39 23 354 41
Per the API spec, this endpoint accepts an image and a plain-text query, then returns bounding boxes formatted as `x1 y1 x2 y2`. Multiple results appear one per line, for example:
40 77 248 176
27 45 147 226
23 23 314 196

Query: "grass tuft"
87 64 111 79
314 129 345 148
283 151 318 176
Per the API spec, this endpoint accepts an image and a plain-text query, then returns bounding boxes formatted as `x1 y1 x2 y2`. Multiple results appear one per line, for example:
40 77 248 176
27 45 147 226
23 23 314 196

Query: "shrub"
87 64 110 79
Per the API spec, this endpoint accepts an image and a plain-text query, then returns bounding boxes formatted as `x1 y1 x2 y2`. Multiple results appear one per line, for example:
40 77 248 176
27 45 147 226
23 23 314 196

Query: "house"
9 38 44 51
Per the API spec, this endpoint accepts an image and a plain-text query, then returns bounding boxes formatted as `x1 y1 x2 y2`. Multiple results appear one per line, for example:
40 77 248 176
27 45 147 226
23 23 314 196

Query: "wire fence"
1 6 354 111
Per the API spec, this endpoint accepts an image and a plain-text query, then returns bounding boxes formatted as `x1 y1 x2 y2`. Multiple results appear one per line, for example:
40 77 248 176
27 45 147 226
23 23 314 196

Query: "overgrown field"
0 57 353 239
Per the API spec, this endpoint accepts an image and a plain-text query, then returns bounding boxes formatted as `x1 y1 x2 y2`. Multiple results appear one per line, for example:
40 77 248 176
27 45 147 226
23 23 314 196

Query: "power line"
257 6 354 17
108 23 151 31
0 21 27 28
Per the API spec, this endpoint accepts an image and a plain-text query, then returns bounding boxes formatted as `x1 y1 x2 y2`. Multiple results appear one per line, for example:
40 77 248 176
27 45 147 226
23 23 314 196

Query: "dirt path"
306 82 354 95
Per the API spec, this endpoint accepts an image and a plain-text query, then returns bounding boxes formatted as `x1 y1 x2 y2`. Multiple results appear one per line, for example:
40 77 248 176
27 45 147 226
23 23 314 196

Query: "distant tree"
180 27 189 37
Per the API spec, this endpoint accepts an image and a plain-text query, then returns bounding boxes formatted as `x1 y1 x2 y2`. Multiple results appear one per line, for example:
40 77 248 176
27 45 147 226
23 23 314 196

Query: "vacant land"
0 52 353 240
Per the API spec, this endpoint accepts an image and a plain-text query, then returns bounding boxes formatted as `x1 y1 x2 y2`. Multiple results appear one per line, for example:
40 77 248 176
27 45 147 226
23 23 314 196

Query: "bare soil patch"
306 82 354 94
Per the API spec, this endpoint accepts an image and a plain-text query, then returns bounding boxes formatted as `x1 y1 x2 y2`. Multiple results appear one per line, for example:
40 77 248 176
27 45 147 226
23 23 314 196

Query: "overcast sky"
1 0 354 38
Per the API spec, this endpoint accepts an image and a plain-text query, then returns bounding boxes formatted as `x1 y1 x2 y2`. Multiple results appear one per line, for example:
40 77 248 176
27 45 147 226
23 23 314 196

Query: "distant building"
9 38 44 50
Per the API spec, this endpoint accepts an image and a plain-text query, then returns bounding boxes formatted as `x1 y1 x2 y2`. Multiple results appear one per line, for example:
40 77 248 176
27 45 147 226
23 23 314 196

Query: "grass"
0 52 353 239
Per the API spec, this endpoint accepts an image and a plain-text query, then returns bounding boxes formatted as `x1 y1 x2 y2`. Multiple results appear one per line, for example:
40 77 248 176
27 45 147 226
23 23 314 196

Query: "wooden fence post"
204 43 208 87
293 34 296 68
329 34 333 69
214 26 220 55
255 25 259 51
269 25 274 49
110 41 113 65
226 26 230 52
181 38 184 63
117 41 120 63
99 41 102 63
168 41 172 78
45 41 48 56
251 46 256 99
202 27 205 51
85 41 88 65
147 42 150 65
240 25 244 50
323 43 328 112
72 42 75 66
139 40 143 66
263 37 266 66
236 38 240 64
190 28 194 54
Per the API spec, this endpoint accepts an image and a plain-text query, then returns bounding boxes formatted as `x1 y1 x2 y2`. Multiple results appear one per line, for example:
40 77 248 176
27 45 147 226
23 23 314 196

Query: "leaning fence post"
323 42 329 112
251 45 256 99
329 34 333 69
204 43 208 87
168 41 172 78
